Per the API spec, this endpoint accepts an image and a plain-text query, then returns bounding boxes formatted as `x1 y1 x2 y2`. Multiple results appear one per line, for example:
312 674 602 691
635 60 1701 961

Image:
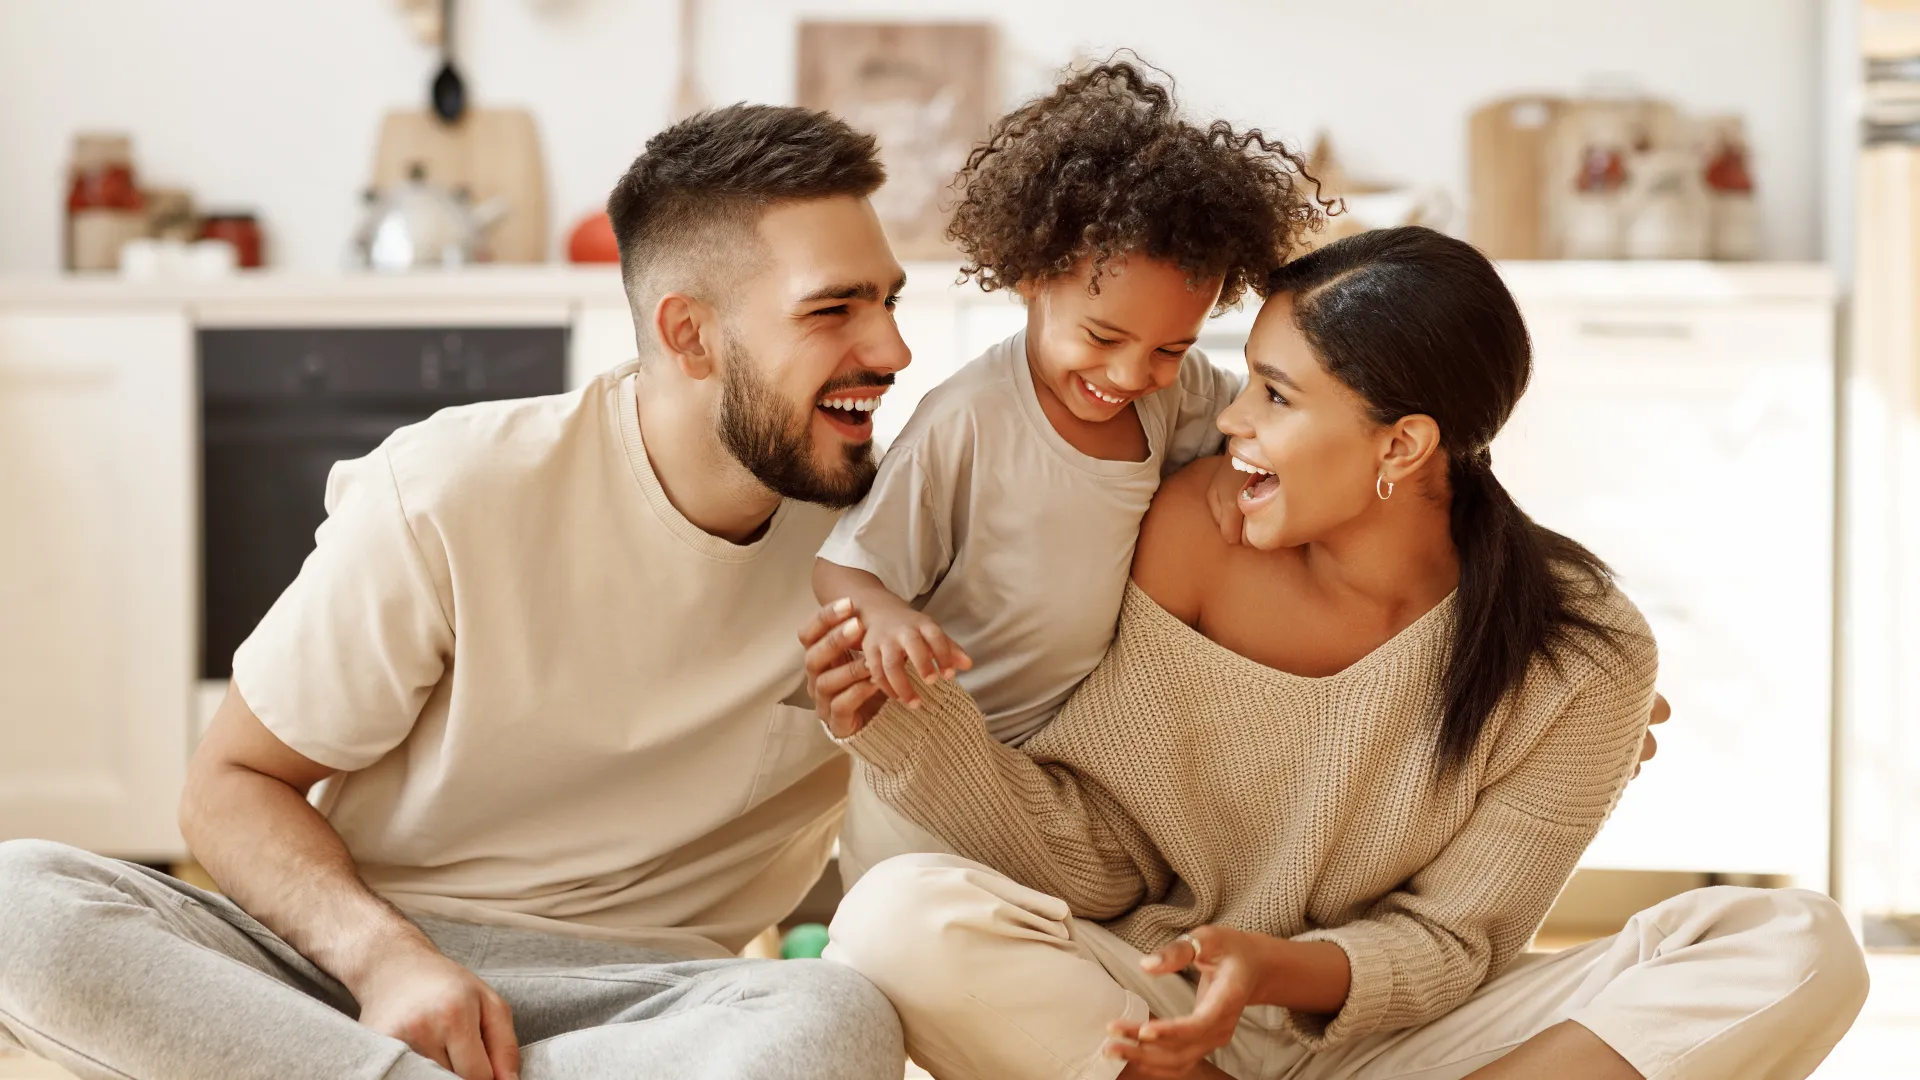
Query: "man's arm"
181 682 520 1080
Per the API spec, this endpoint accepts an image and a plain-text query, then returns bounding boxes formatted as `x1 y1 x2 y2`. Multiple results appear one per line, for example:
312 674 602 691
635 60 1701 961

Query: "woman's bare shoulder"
1131 456 1237 624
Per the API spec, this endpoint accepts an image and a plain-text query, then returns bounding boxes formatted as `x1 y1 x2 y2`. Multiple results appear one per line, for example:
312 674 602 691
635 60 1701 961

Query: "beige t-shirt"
818 332 1242 745
232 362 847 959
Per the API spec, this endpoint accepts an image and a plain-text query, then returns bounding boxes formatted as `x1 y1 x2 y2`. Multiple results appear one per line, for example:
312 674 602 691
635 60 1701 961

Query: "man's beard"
717 337 884 509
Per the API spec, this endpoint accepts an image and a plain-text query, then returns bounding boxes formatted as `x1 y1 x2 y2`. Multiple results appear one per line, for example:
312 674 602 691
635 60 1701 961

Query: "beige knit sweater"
846 580 1658 1050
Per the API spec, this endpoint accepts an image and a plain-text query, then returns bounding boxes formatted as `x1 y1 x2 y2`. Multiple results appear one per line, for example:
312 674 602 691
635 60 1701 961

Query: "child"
816 60 1323 882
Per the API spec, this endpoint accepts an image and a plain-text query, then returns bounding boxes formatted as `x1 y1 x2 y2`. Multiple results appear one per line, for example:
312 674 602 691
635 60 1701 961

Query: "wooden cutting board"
1467 96 1564 260
371 107 549 263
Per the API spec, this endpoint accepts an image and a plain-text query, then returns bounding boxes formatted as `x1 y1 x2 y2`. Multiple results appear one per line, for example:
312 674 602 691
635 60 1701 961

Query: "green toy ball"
780 922 831 960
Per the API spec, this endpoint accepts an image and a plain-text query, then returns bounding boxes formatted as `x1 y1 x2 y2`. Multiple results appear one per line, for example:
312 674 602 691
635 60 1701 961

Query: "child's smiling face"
1019 257 1223 424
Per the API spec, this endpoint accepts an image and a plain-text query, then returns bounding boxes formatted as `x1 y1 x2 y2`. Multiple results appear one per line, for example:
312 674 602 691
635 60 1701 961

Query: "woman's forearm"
1251 938 1352 1016
847 682 1161 919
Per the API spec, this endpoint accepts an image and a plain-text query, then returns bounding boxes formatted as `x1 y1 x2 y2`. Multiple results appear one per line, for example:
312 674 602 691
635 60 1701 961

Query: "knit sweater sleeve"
1282 632 1659 1050
842 678 1171 920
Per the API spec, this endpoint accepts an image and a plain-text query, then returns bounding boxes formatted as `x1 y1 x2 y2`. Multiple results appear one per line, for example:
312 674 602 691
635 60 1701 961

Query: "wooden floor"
6 954 1917 1078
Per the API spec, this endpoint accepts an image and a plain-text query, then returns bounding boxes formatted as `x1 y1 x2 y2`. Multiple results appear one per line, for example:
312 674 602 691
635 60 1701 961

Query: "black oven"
199 327 567 679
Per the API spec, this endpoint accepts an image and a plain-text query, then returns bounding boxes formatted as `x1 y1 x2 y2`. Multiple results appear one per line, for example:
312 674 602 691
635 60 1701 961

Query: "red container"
200 212 265 269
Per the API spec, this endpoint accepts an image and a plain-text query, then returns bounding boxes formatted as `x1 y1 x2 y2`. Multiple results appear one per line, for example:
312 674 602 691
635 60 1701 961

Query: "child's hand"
856 596 973 709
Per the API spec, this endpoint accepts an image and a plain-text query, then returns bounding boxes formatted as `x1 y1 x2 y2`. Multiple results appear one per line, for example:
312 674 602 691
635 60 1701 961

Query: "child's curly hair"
947 57 1326 311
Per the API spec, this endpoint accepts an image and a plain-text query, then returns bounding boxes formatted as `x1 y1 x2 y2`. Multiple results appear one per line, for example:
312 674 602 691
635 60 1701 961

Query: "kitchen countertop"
0 264 629 311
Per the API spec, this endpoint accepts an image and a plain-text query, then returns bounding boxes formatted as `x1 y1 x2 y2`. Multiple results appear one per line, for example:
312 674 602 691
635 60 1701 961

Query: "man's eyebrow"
796 275 908 305
1253 362 1301 390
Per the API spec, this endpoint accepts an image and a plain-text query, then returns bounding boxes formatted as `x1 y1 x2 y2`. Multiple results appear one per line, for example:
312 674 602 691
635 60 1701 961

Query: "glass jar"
65 134 147 272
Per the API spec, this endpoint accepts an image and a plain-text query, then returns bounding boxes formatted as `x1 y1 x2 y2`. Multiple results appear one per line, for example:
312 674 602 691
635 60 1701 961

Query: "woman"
800 228 1868 1080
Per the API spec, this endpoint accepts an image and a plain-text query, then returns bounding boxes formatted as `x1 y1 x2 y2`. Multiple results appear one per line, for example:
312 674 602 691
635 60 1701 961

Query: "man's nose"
862 315 912 374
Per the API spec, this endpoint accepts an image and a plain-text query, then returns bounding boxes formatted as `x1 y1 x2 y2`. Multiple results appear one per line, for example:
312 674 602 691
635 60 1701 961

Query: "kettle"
352 164 507 270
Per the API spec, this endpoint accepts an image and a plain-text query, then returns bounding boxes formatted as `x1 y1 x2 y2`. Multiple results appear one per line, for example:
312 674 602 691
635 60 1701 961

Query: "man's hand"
800 599 889 738
1634 692 1670 778
833 593 971 710
351 936 520 1080
1104 926 1265 1079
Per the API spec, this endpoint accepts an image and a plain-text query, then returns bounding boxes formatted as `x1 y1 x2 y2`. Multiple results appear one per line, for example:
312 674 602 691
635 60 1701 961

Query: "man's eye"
884 295 900 310
814 305 849 317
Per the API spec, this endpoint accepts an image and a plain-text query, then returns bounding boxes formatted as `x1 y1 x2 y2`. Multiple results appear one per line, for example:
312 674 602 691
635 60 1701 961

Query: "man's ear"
652 292 717 380
1379 413 1443 485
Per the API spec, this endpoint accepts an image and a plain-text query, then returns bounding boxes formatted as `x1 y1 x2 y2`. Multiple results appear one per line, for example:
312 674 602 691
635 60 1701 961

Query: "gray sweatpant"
0 840 904 1080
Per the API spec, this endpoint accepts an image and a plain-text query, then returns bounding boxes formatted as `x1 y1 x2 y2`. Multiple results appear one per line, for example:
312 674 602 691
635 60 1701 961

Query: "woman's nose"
1217 391 1254 436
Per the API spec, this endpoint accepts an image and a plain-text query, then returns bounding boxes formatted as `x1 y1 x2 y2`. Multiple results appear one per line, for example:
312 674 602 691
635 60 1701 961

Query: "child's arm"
814 558 972 709
1163 350 1248 473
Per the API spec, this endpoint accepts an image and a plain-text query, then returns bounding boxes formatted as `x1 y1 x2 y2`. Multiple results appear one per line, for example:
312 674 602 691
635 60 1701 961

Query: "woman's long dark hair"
1267 226 1631 774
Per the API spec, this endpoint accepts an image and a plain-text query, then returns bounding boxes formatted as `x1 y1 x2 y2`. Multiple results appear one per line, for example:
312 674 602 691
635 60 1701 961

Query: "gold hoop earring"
1376 475 1394 501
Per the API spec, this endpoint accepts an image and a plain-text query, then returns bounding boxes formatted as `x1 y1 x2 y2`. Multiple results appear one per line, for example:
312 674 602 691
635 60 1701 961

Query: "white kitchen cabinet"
1493 276 1836 887
0 310 195 861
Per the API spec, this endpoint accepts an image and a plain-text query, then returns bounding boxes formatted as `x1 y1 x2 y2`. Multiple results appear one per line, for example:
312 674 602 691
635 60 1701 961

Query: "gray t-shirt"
818 331 1243 745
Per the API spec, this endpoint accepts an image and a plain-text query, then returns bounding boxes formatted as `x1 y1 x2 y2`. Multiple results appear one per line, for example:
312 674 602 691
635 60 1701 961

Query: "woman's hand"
1204 456 1248 546
1634 692 1670 778
798 599 888 738
1103 925 1267 1079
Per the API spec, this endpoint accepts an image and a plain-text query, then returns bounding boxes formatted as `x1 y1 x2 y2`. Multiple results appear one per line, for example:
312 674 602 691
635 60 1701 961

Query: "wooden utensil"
371 107 549 263
1467 96 1564 259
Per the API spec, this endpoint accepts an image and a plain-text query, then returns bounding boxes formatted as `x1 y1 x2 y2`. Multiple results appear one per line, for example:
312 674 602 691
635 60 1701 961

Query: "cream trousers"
836 760 958 890
826 854 1870 1080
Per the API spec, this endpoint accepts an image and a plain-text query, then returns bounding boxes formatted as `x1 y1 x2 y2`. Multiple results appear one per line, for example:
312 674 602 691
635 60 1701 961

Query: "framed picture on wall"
797 22 997 260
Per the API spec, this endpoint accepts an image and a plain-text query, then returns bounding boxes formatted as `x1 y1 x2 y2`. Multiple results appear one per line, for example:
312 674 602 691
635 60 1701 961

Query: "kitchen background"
2 0 1918 1076
0 0 1835 271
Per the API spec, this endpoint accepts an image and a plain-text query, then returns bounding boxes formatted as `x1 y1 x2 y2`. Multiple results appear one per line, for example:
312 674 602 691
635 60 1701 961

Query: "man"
0 105 911 1080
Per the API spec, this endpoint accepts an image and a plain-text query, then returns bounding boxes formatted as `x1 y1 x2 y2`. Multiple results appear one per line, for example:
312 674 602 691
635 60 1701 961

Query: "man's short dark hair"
606 104 886 334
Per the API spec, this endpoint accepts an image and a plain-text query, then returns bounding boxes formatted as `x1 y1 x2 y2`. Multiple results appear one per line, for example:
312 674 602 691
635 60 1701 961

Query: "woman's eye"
1087 331 1117 347
1158 347 1186 358
1266 384 1289 406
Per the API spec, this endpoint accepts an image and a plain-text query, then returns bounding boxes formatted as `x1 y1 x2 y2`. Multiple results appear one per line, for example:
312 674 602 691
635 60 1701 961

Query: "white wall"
0 0 1823 274
0 0 677 273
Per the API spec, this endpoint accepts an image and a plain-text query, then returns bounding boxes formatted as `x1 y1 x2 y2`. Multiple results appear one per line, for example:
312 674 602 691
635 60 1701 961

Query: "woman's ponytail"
1438 450 1616 771
1268 228 1629 774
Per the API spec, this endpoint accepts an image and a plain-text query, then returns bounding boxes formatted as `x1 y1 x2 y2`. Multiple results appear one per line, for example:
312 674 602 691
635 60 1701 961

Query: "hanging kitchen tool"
430 0 466 124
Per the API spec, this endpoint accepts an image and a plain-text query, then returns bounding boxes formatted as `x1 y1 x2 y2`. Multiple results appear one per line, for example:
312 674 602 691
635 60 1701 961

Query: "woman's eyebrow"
1254 362 1301 390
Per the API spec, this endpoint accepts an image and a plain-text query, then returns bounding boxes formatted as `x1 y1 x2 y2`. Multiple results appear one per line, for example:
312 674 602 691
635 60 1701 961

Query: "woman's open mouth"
816 392 882 440
1231 455 1280 505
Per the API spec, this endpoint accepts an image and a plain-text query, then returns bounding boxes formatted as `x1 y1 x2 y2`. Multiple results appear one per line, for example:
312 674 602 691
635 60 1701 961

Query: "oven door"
201 408 434 680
